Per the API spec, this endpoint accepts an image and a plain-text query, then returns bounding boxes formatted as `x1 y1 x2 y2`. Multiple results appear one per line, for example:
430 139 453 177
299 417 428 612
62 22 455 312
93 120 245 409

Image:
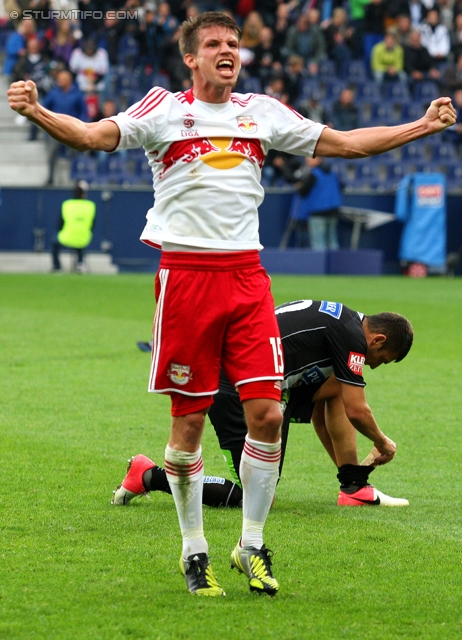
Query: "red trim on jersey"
128 88 170 119
126 87 164 116
265 95 305 120
141 238 162 249
182 88 195 104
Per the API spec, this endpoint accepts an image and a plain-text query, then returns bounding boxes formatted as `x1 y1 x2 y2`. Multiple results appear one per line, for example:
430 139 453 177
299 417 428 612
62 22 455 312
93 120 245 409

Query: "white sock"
240 435 281 549
165 445 208 559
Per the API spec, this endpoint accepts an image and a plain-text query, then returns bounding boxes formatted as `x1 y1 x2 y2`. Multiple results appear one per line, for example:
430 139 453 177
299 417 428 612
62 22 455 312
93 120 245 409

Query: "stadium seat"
117 33 140 68
412 81 439 103
70 155 98 184
401 102 425 121
349 161 382 190
370 103 401 126
430 143 459 163
445 164 462 190
382 81 411 102
346 59 367 81
239 76 263 94
318 59 336 77
354 82 382 104
401 141 428 162
323 79 348 101
144 72 172 91
299 77 322 100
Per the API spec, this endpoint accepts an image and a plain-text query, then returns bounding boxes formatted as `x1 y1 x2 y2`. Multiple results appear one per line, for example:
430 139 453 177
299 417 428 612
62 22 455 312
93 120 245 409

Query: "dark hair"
365 312 414 362
179 11 241 56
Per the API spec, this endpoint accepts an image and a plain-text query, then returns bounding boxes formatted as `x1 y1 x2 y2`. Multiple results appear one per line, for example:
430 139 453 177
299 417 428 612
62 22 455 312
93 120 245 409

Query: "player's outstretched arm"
340 383 396 464
8 80 120 152
315 97 457 159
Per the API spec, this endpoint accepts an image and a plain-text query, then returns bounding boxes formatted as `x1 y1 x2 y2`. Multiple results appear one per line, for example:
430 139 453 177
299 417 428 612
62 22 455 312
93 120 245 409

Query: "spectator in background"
284 55 306 105
419 9 451 67
348 0 371 57
395 14 413 46
161 25 192 92
404 29 441 88
371 29 406 85
322 7 355 77
441 52 462 93
363 0 386 66
297 89 332 126
285 11 326 77
12 37 52 98
69 38 110 95
239 11 265 71
331 87 360 130
12 37 53 139
3 19 36 77
264 71 290 104
43 69 87 184
247 26 283 86
450 13 462 60
443 87 462 149
438 0 454 32
408 0 429 29
275 155 342 249
44 19 80 66
272 1 291 56
52 181 96 274
153 1 180 64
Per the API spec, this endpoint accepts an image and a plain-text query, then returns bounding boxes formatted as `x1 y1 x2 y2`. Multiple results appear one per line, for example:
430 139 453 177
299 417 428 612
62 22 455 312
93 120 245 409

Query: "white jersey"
109 88 325 251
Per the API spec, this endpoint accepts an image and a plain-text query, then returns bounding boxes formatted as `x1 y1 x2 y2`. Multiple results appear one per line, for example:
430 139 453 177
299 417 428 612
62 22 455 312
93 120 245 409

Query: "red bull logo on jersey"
157 137 265 177
236 116 258 134
348 352 365 375
168 363 192 385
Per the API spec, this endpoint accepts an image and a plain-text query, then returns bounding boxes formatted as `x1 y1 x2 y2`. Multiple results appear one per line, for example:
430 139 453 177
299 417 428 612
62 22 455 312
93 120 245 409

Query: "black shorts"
208 372 322 485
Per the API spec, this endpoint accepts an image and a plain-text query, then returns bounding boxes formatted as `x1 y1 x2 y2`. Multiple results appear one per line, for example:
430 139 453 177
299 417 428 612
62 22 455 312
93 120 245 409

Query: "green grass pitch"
0 273 461 639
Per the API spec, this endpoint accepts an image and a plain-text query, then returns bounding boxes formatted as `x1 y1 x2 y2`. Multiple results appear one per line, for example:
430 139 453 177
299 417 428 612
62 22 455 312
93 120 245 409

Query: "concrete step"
0 141 48 161
0 251 119 274
0 162 49 186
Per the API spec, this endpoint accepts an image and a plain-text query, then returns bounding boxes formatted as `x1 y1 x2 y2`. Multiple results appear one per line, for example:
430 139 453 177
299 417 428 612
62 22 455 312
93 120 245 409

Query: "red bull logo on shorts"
168 363 192 385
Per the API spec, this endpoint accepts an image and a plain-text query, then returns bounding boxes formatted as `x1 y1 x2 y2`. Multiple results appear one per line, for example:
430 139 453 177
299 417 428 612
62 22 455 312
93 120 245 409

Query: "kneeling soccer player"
114 300 412 507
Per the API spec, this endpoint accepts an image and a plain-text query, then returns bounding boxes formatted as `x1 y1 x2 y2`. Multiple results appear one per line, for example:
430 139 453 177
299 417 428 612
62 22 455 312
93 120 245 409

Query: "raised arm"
315 96 456 158
8 80 120 152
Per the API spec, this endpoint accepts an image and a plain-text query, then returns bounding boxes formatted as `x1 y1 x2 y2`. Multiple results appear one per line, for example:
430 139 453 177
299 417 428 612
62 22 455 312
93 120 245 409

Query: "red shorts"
149 251 283 413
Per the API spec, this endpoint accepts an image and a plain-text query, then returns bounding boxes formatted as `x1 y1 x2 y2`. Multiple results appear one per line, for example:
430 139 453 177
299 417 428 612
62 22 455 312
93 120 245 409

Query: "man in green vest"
52 180 96 273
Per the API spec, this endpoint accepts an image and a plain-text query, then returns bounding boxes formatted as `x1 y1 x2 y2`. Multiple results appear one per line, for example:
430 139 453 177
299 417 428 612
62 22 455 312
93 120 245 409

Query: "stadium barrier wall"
0 187 461 275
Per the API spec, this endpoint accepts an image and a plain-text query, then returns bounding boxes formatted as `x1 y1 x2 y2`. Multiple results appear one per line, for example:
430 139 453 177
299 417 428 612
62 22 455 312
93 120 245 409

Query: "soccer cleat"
111 454 155 505
180 553 226 596
338 484 410 507
136 341 152 353
230 543 279 596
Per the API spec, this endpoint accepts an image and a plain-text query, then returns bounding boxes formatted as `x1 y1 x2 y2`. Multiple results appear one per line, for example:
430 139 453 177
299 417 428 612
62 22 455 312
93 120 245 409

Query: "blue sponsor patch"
319 301 343 319
301 366 326 385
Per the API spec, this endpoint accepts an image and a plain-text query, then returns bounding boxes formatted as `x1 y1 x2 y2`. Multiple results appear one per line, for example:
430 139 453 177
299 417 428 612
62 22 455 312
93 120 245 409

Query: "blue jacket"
43 84 87 120
290 166 342 221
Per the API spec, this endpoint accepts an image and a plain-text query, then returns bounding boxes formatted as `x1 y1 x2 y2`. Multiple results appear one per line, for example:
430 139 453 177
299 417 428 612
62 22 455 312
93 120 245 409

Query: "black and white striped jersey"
275 300 367 390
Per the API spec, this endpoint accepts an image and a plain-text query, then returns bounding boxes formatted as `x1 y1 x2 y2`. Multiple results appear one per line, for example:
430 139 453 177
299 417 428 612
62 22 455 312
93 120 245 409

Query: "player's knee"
244 400 282 441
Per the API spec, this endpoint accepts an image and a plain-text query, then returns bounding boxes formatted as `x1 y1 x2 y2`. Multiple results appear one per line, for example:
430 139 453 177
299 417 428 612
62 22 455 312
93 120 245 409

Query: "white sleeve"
266 98 326 157
104 92 159 150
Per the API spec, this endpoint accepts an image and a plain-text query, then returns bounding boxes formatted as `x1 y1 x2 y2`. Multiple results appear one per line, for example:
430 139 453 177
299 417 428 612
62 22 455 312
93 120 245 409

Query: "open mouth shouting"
216 58 235 78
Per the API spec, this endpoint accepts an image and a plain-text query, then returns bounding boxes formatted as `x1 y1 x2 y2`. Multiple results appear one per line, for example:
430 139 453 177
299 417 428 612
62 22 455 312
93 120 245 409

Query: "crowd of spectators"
1 0 462 187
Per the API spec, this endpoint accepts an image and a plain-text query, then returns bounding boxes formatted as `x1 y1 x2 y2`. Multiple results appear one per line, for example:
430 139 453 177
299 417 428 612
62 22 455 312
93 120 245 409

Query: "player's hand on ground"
423 97 457 133
8 80 39 118
373 436 396 465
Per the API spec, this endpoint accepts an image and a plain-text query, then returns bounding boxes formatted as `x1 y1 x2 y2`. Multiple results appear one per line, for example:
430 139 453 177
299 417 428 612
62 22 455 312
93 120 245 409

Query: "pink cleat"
111 454 155 505
338 485 409 507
